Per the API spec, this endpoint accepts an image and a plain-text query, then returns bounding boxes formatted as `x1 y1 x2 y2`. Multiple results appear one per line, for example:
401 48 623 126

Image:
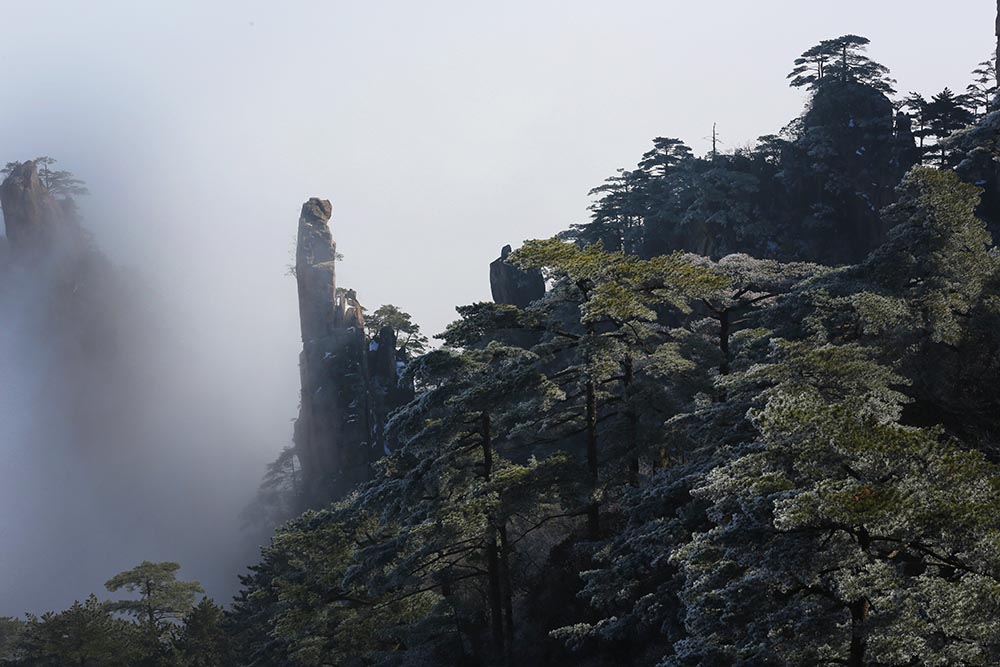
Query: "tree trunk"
847 598 870 667
585 376 600 538
440 578 473 662
485 535 505 653
499 524 516 663
718 310 731 376
481 413 506 654
623 355 638 487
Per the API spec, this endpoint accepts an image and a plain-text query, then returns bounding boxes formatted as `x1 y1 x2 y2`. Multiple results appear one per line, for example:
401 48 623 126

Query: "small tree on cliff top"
366 304 429 355
2 156 89 198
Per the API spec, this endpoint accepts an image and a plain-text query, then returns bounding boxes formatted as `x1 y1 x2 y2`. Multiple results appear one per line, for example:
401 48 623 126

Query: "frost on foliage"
667 335 1000 666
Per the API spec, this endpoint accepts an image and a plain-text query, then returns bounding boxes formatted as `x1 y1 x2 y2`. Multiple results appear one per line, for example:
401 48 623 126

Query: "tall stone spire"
295 198 337 342
290 198 418 506
293 198 370 505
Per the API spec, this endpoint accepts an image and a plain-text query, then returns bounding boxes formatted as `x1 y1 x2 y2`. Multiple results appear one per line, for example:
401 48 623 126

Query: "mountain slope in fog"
0 161 261 615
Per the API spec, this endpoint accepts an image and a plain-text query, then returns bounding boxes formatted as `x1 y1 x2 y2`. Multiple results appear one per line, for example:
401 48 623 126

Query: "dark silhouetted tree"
788 35 896 95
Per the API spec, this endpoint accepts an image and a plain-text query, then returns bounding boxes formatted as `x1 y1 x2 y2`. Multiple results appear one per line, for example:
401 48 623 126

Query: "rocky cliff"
292 213 544 507
0 161 87 261
292 198 413 507
0 159 139 449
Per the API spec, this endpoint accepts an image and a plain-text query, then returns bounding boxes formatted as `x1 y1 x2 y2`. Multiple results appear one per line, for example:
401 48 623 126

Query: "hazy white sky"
2 1 994 338
0 0 995 609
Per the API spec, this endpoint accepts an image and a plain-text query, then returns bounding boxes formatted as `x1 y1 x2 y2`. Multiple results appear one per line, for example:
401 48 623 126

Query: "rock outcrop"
371 324 415 454
293 224 542 507
292 198 414 506
489 244 545 308
0 161 83 259
294 198 369 504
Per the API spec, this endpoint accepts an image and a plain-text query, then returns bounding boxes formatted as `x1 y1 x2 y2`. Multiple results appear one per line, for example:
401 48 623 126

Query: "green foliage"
18 596 138 667
105 561 203 645
782 76 906 261
366 303 430 354
438 301 538 348
0 617 23 666
965 55 997 118
16 25 1000 667
561 33 939 266
511 238 726 319
241 445 302 534
230 160 1000 661
637 137 693 178
667 351 1000 666
787 34 896 95
169 599 234 667
868 168 993 343
2 157 89 198
921 89 977 167
563 144 778 260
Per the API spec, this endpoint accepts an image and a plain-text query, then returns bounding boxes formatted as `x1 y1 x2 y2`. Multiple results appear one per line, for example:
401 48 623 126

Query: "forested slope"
5 30 1000 667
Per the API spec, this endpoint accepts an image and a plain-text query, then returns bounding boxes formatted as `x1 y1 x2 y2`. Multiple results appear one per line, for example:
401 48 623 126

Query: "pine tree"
0 617 23 666
365 304 429 355
666 340 1000 666
902 93 932 152
104 561 203 657
782 81 902 261
637 138 693 179
550 255 820 663
171 599 234 667
1 157 89 198
509 239 724 535
924 89 976 167
965 55 998 118
563 168 647 253
787 35 896 95
18 596 138 667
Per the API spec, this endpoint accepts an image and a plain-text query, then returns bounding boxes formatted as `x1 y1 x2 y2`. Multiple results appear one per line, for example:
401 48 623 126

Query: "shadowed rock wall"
489 244 544 308
292 198 414 506
293 198 370 505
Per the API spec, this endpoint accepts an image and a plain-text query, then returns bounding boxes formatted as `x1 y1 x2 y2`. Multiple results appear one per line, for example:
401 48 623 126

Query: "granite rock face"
368 324 415 456
294 198 369 504
294 219 542 507
0 158 149 476
0 161 80 258
489 244 545 308
295 198 337 341
292 198 413 506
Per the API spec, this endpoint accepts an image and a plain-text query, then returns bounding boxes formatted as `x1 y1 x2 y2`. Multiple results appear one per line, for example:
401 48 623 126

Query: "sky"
0 0 995 613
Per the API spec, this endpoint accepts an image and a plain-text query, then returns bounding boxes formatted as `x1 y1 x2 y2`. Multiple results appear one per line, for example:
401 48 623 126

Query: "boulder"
489 244 545 308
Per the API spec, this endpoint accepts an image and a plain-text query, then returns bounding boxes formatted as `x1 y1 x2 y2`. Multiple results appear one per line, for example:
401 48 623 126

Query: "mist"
0 0 994 617
0 183 290 614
